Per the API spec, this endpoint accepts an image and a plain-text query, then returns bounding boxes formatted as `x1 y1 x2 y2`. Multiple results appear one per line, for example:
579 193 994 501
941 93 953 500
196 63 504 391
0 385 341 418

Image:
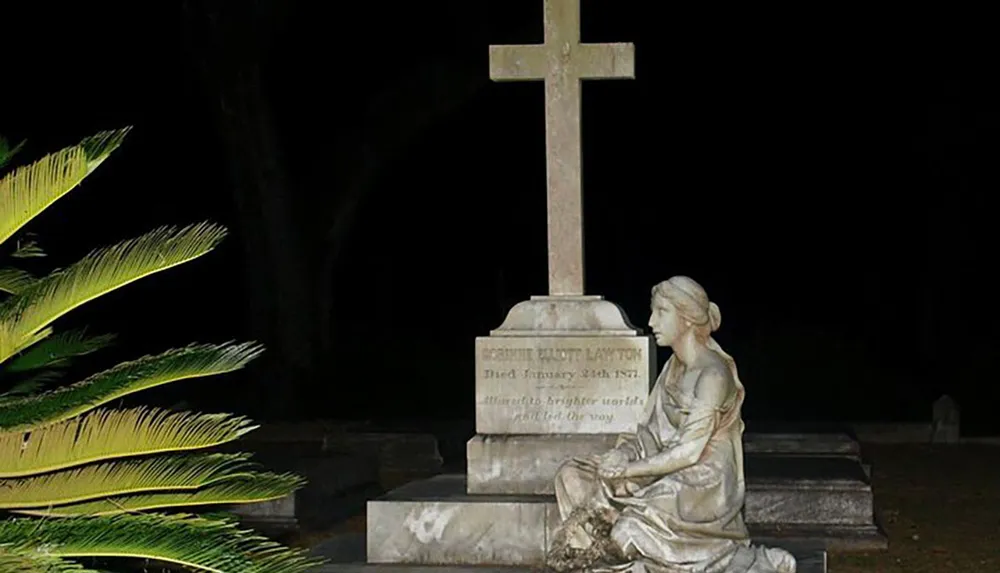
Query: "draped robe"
551 339 794 573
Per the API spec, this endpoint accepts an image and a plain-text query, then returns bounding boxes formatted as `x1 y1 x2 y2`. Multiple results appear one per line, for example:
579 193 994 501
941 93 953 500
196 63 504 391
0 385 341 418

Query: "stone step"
468 434 870 494
229 453 382 531
366 473 880 566
311 532 827 573
742 456 873 526
742 432 861 457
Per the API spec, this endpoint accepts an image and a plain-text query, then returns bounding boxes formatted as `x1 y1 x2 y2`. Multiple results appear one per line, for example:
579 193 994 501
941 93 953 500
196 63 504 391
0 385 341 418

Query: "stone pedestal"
367 451 883 567
471 296 654 499
349 297 856 571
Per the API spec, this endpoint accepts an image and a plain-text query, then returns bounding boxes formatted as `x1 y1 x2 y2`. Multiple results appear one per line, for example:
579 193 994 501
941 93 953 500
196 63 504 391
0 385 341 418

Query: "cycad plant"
0 129 323 572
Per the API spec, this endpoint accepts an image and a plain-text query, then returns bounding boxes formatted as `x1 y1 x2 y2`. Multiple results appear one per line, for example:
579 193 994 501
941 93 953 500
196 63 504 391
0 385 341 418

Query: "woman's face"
649 295 684 347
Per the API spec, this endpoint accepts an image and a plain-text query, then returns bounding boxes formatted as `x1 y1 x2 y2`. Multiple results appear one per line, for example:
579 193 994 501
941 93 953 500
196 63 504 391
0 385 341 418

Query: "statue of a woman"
546 277 797 573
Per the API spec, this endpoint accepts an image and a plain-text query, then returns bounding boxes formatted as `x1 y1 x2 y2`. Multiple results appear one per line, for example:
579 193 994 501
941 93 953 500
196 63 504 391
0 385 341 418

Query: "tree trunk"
182 0 313 419
314 57 489 364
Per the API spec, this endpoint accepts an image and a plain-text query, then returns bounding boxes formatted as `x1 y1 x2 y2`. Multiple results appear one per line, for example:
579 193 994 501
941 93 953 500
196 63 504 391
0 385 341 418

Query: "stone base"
367 474 881 566
367 476 554 566
468 434 874 503
230 494 298 533
742 433 861 457
467 434 619 494
314 532 827 572
489 295 642 337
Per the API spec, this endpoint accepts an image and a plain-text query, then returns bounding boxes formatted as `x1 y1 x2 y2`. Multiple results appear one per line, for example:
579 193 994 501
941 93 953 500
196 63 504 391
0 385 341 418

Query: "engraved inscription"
475 336 654 434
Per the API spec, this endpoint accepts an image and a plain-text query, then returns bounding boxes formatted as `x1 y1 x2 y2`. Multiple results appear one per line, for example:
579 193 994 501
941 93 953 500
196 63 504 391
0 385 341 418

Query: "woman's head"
649 276 721 347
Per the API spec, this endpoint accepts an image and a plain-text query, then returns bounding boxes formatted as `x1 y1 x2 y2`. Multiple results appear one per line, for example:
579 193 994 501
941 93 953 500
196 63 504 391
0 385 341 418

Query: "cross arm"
489 44 549 81
575 43 636 79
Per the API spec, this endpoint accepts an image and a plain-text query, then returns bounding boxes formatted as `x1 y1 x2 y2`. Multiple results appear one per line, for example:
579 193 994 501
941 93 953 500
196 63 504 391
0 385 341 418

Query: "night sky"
3 2 999 435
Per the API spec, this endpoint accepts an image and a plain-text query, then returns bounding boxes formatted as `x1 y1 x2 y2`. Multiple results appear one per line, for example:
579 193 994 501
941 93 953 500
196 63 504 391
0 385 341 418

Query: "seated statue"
546 276 797 573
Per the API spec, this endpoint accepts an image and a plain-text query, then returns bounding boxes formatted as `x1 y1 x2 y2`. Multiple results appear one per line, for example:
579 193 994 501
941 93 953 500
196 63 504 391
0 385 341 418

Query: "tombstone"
932 394 960 443
226 437 384 534
317 1 854 570
231 493 298 534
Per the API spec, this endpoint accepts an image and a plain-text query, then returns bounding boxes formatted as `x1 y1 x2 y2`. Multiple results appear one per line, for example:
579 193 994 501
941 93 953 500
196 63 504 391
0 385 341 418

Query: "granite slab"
312 532 826 572
366 473 880 565
468 434 870 495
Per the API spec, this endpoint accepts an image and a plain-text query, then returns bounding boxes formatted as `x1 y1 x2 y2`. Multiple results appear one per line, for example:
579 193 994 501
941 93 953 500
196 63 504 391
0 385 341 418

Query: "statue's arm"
621 369 727 478
613 432 642 461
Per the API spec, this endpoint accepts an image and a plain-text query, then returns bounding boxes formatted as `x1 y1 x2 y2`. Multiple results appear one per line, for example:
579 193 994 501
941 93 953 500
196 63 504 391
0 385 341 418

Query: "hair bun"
708 302 722 332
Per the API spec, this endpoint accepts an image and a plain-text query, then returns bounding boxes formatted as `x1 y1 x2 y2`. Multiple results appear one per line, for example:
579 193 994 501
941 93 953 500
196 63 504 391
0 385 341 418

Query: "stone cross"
489 0 635 296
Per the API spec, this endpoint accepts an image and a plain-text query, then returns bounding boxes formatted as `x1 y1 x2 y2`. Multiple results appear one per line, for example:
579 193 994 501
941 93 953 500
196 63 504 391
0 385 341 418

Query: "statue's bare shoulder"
690 352 733 408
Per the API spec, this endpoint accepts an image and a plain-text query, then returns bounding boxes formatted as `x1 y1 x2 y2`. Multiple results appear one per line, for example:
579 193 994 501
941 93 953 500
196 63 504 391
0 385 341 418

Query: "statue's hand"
596 449 630 479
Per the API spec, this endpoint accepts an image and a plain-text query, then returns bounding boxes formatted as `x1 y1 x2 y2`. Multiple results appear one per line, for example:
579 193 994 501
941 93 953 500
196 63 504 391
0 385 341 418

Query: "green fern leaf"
0 452 254 509
14 472 305 517
0 550 100 573
0 267 34 294
0 129 128 251
0 342 262 432
0 407 258 478
0 136 27 172
0 223 228 362
0 512 325 573
10 234 46 259
6 329 116 373
0 372 58 400
78 129 131 173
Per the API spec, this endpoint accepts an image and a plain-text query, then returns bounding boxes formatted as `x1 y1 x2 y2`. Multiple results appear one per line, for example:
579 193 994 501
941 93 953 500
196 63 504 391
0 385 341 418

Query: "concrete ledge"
367 474 875 565
490 296 642 337
468 435 872 497
367 478 555 566
319 532 827 572
467 434 618 494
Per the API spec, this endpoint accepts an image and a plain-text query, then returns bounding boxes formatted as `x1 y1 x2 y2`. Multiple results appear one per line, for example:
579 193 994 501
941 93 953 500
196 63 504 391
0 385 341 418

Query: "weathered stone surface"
744 456 874 528
315 532 827 572
753 525 886 553
229 452 381 532
365 475 840 567
367 473 877 565
742 432 860 457
489 296 643 336
466 433 618 494
489 0 635 295
475 335 653 434
468 433 869 495
231 493 297 531
367 479 553 566
932 394 960 443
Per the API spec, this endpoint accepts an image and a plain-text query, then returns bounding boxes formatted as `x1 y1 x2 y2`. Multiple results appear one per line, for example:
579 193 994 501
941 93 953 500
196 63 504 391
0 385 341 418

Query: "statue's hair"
652 276 721 337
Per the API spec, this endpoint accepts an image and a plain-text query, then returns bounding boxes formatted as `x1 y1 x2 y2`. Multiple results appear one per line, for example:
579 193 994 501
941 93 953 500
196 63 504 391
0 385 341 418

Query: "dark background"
2 2 998 434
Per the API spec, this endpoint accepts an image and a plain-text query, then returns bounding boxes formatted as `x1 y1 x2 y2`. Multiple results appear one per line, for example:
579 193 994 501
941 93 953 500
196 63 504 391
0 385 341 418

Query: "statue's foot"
567 523 594 550
547 507 624 572
762 547 796 573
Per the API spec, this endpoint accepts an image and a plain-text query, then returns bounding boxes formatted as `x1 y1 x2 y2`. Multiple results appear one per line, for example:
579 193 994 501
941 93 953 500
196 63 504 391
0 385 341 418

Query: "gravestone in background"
932 394 960 443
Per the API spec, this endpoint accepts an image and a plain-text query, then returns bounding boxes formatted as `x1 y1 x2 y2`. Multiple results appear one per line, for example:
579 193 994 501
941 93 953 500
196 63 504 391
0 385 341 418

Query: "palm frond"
0 372 59 400
6 329 116 373
0 407 257 478
0 512 324 573
0 223 228 362
0 129 128 251
0 135 26 171
79 129 131 173
0 342 262 432
10 233 46 259
0 550 99 573
0 452 254 509
15 473 305 517
0 267 34 294
3 326 54 369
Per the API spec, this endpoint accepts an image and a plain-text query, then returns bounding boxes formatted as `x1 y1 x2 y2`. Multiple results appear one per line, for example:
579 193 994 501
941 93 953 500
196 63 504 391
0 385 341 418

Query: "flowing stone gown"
550 338 795 573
